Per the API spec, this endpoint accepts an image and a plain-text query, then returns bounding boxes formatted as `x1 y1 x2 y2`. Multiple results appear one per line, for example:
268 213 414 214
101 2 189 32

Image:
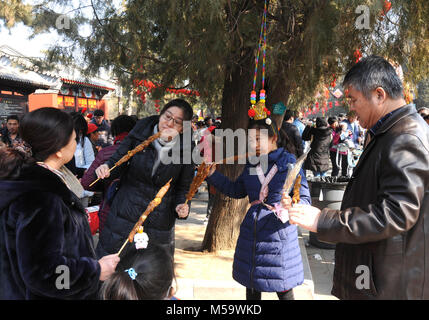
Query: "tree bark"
201 45 254 252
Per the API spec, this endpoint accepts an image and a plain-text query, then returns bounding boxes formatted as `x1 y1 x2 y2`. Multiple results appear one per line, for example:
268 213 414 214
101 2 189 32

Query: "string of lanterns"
133 79 200 112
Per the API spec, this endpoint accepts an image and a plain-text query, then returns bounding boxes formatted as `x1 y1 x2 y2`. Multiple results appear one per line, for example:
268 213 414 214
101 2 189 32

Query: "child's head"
99 243 175 300
340 123 348 131
248 119 278 155
248 118 296 156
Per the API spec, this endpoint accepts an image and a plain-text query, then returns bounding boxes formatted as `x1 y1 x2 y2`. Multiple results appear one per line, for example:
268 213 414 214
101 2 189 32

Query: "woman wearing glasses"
93 99 195 258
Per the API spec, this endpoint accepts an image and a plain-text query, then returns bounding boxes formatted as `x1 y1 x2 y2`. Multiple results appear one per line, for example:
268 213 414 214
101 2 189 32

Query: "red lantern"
380 0 392 19
330 74 336 88
354 49 362 64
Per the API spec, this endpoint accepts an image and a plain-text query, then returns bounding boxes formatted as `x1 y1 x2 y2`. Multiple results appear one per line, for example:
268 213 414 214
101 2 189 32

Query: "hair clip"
125 268 138 280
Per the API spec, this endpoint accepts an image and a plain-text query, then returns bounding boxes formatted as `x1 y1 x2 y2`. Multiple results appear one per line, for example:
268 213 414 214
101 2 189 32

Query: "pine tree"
0 0 32 29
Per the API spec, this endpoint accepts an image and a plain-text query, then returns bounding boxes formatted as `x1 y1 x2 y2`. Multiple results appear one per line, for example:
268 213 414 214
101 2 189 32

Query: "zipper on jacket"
250 207 261 290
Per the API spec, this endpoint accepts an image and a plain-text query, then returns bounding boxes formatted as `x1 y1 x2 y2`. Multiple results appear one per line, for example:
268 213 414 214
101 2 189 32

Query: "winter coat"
302 125 331 172
0 164 100 300
341 120 362 145
281 122 304 157
317 105 429 299
81 136 126 232
95 115 194 258
206 148 311 292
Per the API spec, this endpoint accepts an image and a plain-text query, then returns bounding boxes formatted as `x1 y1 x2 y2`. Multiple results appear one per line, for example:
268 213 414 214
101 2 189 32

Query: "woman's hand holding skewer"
95 164 111 179
176 203 189 218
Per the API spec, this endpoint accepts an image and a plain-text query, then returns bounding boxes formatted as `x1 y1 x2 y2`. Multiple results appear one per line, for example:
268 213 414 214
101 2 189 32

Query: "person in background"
337 113 346 122
1 115 21 148
90 109 112 147
302 117 332 177
418 107 429 125
71 113 95 179
282 109 304 157
329 117 349 177
292 110 306 151
0 107 119 299
341 110 362 146
87 123 101 156
81 115 137 232
204 116 214 128
417 107 428 117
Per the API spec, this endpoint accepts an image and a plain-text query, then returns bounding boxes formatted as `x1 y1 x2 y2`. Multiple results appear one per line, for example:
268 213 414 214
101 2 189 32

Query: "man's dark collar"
369 105 408 136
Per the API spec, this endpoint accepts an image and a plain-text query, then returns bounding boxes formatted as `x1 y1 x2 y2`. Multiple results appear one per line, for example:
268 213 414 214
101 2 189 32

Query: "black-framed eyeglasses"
162 111 183 127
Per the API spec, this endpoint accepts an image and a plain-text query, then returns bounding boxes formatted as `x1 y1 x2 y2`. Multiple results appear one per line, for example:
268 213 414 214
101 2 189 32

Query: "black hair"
316 117 328 128
204 116 213 125
284 110 294 121
327 117 338 126
20 108 74 162
71 113 88 147
94 109 105 117
248 118 296 156
160 99 193 122
110 115 137 137
99 243 175 300
6 115 19 122
342 55 404 100
0 108 75 179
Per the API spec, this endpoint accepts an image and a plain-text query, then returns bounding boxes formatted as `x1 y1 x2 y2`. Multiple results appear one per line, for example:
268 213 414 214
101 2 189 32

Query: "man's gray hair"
343 55 404 100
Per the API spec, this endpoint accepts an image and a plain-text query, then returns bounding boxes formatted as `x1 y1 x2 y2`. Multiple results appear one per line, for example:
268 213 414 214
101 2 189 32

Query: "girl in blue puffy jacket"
206 117 311 300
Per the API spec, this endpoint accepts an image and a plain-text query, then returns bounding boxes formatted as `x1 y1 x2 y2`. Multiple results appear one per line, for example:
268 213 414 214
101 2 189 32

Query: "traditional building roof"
0 45 58 94
0 45 116 94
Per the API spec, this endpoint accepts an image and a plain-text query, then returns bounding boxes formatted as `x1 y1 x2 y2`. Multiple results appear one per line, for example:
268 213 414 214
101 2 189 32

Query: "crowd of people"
0 55 428 300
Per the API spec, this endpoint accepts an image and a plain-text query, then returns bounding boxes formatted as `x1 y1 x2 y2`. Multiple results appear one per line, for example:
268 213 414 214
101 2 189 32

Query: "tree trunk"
201 46 254 252
266 75 291 128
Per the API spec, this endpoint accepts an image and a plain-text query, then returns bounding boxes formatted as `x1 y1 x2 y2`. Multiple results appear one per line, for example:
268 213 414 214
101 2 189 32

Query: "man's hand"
281 192 292 210
289 204 321 233
176 203 189 218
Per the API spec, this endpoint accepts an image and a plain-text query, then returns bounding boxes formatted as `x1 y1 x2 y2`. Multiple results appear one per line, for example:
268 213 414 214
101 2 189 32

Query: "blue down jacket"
206 148 311 292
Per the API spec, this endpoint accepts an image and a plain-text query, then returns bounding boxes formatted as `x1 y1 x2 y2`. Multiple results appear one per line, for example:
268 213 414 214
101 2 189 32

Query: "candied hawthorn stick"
183 152 257 204
292 175 302 204
185 162 211 204
89 131 162 187
117 178 172 255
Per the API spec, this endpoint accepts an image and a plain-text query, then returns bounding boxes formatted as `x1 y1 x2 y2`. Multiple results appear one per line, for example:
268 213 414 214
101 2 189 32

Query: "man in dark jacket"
1 115 21 147
289 56 429 299
90 109 111 147
281 110 304 157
